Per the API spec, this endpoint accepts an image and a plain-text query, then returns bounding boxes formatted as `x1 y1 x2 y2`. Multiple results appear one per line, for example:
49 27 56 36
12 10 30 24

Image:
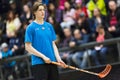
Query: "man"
25 2 66 80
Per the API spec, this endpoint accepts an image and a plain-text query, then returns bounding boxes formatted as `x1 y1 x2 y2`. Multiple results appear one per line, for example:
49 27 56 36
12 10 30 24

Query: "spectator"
67 29 89 68
75 13 91 42
60 1 75 29
74 0 89 21
90 8 106 36
20 4 33 24
91 25 112 65
60 28 74 47
106 0 120 37
9 0 22 16
49 0 58 7
47 3 63 23
8 31 25 56
86 0 107 18
70 29 85 46
0 42 17 80
6 10 21 38
59 28 74 63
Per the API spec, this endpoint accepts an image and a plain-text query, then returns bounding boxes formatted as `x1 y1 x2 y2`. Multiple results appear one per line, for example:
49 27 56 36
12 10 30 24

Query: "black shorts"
32 64 59 80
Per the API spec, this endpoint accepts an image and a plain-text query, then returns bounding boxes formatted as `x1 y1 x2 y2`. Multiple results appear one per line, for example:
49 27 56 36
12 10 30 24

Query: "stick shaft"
67 65 98 75
51 62 98 75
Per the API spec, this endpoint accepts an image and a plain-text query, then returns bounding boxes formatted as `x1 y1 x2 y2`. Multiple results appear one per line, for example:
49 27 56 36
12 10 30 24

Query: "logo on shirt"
42 27 45 30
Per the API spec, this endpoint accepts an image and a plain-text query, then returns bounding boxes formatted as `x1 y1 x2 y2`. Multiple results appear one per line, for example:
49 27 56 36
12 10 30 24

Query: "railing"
0 37 120 80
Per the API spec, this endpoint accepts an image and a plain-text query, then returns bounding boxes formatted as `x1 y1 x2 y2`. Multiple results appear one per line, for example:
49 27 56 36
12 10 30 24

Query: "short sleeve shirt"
25 21 57 65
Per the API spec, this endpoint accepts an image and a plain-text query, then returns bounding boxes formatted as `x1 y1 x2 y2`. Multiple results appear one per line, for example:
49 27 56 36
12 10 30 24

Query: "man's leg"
32 64 48 80
48 64 59 80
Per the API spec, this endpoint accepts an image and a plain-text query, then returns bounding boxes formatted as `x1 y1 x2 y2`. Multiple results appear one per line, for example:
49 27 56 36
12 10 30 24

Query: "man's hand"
108 26 116 32
43 56 51 64
57 59 67 68
111 26 116 31
108 27 112 32
69 41 76 47
82 29 87 34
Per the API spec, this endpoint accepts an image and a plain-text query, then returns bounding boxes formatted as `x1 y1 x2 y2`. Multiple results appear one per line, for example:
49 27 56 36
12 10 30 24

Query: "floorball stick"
51 62 112 78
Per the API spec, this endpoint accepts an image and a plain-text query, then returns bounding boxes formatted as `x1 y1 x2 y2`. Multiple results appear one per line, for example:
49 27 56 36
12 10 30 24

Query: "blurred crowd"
0 0 120 79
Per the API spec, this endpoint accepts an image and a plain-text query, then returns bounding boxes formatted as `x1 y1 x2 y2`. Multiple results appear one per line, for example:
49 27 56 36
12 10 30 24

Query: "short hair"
32 2 46 19
109 0 117 4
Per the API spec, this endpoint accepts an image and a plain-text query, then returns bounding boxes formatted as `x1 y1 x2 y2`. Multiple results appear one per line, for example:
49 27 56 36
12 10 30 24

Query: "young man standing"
25 2 66 80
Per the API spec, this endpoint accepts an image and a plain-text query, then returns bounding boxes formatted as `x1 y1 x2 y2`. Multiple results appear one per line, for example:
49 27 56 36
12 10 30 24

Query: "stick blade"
98 64 112 78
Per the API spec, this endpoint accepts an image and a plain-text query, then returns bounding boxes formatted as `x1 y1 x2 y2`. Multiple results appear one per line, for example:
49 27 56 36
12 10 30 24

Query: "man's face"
3 47 8 52
109 1 117 11
74 30 81 39
34 5 45 19
23 5 29 13
63 28 71 37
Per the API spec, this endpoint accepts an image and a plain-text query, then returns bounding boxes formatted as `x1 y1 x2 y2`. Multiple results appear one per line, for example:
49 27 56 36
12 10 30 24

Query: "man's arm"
25 42 51 63
52 41 66 68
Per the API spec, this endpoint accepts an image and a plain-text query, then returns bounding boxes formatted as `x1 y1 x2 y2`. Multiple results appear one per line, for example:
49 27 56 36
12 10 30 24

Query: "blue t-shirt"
1 50 16 67
25 21 57 65
2 50 13 58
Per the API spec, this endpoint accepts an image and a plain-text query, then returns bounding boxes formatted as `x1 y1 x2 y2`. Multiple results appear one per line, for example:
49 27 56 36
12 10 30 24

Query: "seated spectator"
59 28 74 63
60 28 74 47
9 0 22 16
90 8 106 38
74 0 89 21
86 0 107 18
6 10 21 38
70 29 85 46
91 25 112 66
0 42 17 80
75 13 91 42
106 0 120 37
47 3 63 23
8 31 25 56
0 43 17 59
67 29 89 68
60 1 75 29
20 4 33 24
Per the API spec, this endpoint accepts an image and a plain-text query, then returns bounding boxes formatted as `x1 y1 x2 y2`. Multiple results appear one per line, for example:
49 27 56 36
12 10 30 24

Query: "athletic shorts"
32 64 59 80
